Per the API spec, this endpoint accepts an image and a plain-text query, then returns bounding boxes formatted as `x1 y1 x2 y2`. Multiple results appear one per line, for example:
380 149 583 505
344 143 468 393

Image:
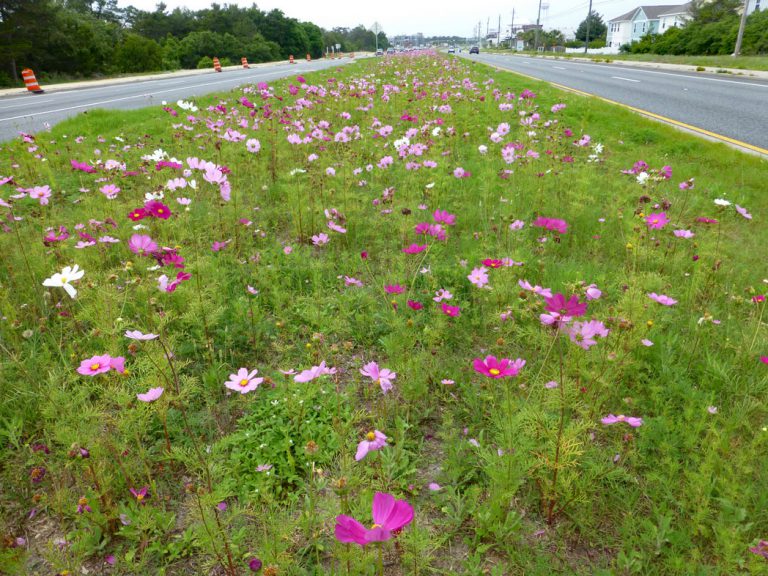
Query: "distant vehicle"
448 46 455 54
375 49 384 56
386 48 395 55
469 46 479 54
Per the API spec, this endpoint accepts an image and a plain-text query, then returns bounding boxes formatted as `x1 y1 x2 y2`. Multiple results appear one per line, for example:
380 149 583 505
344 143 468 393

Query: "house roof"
637 4 687 19
609 3 687 22
609 8 640 22
657 2 692 16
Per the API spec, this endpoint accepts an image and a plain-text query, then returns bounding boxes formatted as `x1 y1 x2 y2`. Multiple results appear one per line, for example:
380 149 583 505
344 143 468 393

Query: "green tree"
114 33 163 72
575 11 607 42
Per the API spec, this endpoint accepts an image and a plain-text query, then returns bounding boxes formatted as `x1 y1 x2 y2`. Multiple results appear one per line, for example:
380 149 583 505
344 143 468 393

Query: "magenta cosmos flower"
355 430 388 461
532 217 568 234
145 200 171 219
335 492 414 547
601 414 643 427
473 356 526 378
225 368 264 394
360 361 397 393
384 284 405 294
441 303 460 317
541 293 588 325
645 212 669 229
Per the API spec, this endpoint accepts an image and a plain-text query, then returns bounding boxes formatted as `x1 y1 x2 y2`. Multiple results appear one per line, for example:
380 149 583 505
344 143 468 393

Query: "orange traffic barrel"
22 69 44 94
241 57 249 69
213 57 222 72
306 53 311 62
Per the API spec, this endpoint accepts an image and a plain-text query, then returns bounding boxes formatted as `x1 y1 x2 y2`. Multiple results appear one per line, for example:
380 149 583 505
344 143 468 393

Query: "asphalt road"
463 53 768 153
0 59 353 142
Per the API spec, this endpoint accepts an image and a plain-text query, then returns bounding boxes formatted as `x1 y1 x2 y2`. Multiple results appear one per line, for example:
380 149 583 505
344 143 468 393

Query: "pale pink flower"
225 368 264 394
137 387 164 402
468 267 489 287
125 330 159 340
294 361 336 383
355 430 387 461
433 288 453 302
648 293 677 306
360 361 397 393
601 414 643 427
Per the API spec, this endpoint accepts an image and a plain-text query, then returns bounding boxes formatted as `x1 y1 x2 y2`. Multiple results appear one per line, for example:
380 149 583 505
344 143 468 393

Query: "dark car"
469 46 479 54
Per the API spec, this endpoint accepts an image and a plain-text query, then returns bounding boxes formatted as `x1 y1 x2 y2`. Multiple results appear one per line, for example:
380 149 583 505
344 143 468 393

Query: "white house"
747 0 762 13
607 4 690 47
607 8 637 48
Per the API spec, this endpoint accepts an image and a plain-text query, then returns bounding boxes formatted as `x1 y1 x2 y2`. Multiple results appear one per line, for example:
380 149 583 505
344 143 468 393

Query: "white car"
448 46 455 54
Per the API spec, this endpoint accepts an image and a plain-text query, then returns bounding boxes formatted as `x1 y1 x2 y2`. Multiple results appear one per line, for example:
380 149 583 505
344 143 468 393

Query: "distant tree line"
0 1 389 86
625 0 767 55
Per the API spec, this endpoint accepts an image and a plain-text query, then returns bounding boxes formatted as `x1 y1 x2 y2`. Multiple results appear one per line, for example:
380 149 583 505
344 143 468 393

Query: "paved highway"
0 59 354 142
463 53 768 154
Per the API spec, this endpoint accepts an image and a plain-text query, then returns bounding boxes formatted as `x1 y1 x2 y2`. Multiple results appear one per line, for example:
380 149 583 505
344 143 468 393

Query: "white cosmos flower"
42 264 84 298
714 198 731 206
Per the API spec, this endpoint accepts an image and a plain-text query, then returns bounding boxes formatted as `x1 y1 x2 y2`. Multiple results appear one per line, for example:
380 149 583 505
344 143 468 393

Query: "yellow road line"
486 63 768 157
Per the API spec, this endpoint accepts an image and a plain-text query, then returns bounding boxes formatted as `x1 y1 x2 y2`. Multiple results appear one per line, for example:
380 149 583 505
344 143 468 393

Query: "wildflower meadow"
1 52 767 575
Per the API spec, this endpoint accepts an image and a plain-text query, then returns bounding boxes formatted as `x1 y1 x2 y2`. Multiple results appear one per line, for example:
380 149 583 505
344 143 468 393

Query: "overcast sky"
118 0 656 36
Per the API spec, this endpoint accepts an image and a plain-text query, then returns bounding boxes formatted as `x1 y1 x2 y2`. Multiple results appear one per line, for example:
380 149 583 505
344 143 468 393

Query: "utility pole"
510 8 515 48
584 0 593 54
733 0 750 56
497 14 501 47
534 0 543 51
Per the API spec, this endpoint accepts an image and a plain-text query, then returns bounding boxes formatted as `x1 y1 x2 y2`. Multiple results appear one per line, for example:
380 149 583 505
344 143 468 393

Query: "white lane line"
612 76 640 83
522 57 768 88
0 74 284 123
553 66 566 70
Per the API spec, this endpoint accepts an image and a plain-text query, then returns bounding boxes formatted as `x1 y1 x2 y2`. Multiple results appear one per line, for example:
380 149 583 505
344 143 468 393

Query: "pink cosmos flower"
128 234 158 256
77 354 113 376
294 361 336 383
109 356 126 373
541 293 588 325
518 280 553 298
569 320 609 350
433 288 453 302
585 284 602 300
407 300 423 310
674 229 694 238
473 355 526 378
76 496 92 514
355 430 388 461
246 139 261 153
402 243 427 254
344 276 363 287
225 368 264 394
735 204 752 220
532 217 568 234
137 387 164 402
27 185 52 205
645 212 669 229
601 414 643 427
441 303 460 317
482 259 503 269
129 486 149 504
648 293 677 306
750 540 768 559
360 361 397 393
335 492 414 547
312 233 330 246
433 210 456 226
125 330 158 340
468 267 489 287
99 184 120 199
385 284 405 295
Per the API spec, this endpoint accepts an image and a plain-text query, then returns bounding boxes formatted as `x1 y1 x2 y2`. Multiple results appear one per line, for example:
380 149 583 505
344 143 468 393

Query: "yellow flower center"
61 277 68 283
90 363 100 371
78 497 88 506
489 368 500 375
239 379 249 387
136 493 144 501
157 208 164 214
366 431 376 441
371 523 382 529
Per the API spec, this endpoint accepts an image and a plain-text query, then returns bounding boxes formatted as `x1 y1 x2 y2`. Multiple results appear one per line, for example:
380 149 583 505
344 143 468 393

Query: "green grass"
1 54 767 575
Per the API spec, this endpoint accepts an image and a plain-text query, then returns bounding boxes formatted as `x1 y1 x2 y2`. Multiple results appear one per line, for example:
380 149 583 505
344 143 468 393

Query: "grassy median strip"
1 53 766 575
